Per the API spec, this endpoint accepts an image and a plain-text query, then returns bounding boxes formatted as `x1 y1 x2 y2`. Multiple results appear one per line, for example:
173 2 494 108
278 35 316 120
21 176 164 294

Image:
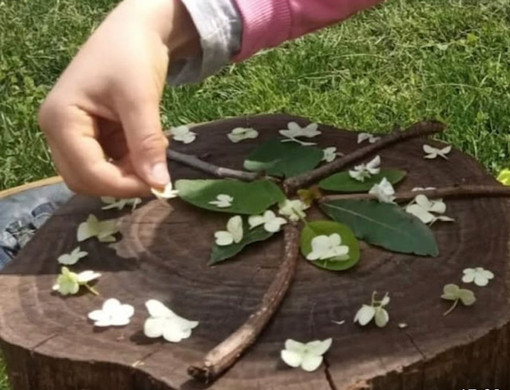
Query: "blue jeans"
0 183 73 269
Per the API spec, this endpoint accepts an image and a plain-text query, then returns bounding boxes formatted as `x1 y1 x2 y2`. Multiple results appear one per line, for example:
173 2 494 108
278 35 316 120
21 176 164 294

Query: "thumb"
119 100 170 188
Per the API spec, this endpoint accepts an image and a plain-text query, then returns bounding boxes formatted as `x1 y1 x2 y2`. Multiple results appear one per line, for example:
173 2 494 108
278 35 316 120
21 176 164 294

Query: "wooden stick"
319 185 510 204
283 120 447 194
188 223 300 382
167 150 261 181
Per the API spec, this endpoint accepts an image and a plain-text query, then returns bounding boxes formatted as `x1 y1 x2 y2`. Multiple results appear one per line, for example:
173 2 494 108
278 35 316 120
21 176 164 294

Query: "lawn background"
0 0 509 387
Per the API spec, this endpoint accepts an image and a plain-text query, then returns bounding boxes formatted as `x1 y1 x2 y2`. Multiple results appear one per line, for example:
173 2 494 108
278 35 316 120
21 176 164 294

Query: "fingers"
40 101 151 197
117 96 170 189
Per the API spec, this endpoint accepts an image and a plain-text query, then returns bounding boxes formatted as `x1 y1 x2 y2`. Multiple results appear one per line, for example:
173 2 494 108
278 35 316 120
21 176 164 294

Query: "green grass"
0 0 509 387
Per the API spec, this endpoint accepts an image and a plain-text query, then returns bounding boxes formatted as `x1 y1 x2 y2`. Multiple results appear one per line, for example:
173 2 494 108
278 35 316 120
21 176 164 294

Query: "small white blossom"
77 214 119 243
101 197 141 211
322 147 337 163
357 133 381 144
151 182 179 200
227 127 258 143
214 216 243 246
279 122 321 146
349 155 381 182
462 267 494 287
278 199 310 222
306 234 350 261
369 178 395 203
52 267 101 296
57 246 88 265
248 210 287 233
209 194 233 208
88 298 135 327
143 299 199 343
441 284 476 316
423 144 452 159
170 125 196 144
354 292 390 328
280 338 332 372
405 194 454 225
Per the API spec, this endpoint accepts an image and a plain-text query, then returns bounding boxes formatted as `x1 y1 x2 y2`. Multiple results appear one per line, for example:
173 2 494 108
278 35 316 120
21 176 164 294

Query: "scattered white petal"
306 234 350 261
248 210 287 233
369 178 396 203
52 267 101 296
57 246 88 265
354 305 376 326
423 144 452 159
441 284 476 314
278 199 310 222
77 214 119 243
331 320 346 326
143 299 198 343
405 194 453 225
354 292 390 327
462 267 494 287
88 298 134 327
170 125 196 144
101 197 141 211
279 122 321 145
209 194 233 208
280 338 332 372
349 155 381 182
357 133 381 144
227 127 258 143
374 308 389 328
322 147 337 163
151 182 179 200
214 216 243 246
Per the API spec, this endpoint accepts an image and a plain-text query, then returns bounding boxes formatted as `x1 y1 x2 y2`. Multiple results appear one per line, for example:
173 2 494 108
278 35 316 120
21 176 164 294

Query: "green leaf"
209 222 275 265
300 220 360 271
319 169 407 193
175 179 285 215
243 138 323 178
320 200 439 256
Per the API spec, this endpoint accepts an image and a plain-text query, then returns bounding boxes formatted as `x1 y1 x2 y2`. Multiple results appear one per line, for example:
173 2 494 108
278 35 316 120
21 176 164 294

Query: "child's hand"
38 0 199 197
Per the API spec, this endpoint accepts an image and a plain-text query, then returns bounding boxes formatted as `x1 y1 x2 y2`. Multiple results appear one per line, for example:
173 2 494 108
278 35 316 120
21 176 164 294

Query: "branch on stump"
319 184 510 204
167 150 264 181
188 223 301 383
284 120 447 194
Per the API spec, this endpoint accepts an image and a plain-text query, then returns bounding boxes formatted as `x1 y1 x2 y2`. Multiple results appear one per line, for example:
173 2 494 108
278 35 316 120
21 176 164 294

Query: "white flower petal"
88 310 108 322
284 339 306 353
162 320 190 343
281 350 303 368
248 215 265 229
151 182 179 200
300 355 323 372
405 204 436 224
306 338 332 356
215 231 234 246
375 308 389 327
227 216 243 243
77 271 101 283
144 317 166 338
354 305 376 326
145 299 174 318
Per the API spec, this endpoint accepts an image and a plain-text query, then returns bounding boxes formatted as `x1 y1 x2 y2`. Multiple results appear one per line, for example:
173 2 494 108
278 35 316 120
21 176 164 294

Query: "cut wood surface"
0 114 509 390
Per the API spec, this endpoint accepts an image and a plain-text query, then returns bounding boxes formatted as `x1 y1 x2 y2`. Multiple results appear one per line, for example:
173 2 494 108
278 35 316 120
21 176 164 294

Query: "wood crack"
323 356 339 390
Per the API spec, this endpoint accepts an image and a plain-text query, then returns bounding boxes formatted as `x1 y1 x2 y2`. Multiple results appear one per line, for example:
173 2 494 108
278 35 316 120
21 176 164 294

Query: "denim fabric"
0 182 73 269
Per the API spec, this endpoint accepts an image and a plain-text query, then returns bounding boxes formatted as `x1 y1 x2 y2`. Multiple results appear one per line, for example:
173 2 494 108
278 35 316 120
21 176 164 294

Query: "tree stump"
0 114 509 390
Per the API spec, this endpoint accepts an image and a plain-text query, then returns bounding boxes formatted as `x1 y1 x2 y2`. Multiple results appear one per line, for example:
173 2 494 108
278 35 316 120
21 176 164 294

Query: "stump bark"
0 114 509 390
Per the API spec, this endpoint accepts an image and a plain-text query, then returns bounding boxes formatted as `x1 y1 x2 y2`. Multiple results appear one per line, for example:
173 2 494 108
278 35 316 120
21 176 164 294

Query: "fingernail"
151 162 170 186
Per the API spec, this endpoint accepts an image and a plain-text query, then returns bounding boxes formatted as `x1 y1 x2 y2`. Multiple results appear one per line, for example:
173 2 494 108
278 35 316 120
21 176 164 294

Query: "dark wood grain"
0 114 509 390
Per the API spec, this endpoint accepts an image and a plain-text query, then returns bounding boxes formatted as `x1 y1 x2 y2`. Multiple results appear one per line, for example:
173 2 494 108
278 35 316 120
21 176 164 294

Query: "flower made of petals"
143 299 199 343
279 122 321 145
306 233 349 261
441 283 476 306
357 133 380 144
354 292 390 327
349 155 381 182
227 127 258 143
170 125 196 144
57 246 88 265
52 267 101 296
214 216 243 246
322 147 337 163
462 267 494 287
248 210 287 233
280 338 332 372
88 298 134 327
209 194 233 208
423 144 452 159
405 194 454 225
77 214 119 243
151 182 179 200
278 199 310 222
369 178 395 203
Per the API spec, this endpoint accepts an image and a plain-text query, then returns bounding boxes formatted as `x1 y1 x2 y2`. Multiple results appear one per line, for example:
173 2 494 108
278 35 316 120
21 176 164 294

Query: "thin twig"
319 184 510 204
283 121 447 194
167 150 262 181
188 223 300 382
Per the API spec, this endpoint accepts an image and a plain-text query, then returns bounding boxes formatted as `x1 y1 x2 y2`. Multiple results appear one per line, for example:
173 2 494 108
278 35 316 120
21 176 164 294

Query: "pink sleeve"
232 0 384 62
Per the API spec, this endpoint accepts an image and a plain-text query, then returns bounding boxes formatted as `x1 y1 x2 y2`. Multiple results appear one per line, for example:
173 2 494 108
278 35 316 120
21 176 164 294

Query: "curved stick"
319 184 510 204
188 223 300 382
284 120 447 194
167 150 261 181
